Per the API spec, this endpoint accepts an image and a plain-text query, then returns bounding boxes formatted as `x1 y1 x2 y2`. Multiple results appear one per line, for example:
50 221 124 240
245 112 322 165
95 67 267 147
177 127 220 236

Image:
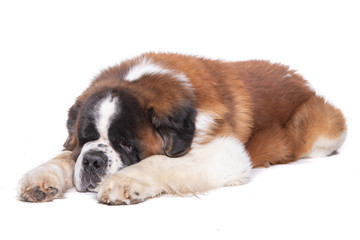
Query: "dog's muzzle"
74 141 123 192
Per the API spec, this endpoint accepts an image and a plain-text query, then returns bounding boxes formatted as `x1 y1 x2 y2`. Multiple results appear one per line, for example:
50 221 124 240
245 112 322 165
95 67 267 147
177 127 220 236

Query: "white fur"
305 130 347 158
97 137 252 204
96 96 118 140
192 111 217 145
19 163 65 191
125 58 171 81
187 136 252 188
124 58 192 88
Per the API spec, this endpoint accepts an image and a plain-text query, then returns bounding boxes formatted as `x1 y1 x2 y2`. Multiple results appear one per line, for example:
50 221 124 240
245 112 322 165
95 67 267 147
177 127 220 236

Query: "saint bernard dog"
18 53 347 205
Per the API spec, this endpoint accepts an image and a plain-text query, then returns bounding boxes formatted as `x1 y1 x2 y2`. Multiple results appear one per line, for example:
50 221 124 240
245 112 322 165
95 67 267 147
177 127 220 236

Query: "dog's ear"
63 101 82 150
147 105 196 157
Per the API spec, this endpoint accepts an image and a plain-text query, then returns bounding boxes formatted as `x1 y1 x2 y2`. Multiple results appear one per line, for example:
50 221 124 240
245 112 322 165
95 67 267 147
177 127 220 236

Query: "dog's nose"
83 151 107 172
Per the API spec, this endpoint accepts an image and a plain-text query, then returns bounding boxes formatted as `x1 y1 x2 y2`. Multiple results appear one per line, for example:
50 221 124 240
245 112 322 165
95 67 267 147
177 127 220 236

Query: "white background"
0 0 359 239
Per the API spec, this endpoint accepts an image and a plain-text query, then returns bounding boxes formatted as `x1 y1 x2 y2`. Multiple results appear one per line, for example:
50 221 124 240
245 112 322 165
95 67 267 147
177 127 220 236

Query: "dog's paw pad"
47 187 59 197
31 186 46 201
18 165 64 202
20 185 59 202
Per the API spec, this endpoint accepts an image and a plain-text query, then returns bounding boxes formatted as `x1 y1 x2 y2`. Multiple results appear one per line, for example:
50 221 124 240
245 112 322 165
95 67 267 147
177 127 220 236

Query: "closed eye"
119 140 132 152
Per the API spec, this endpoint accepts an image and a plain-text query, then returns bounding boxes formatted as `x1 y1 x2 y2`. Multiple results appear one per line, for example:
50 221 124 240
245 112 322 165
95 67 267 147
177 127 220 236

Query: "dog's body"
18 53 347 204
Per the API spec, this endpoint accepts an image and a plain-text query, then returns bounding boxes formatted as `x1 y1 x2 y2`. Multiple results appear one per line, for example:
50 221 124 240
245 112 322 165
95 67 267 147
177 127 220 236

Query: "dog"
18 53 347 205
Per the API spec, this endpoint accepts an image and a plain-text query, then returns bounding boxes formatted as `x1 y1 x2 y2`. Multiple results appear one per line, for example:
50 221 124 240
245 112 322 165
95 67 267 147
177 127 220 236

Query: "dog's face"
66 88 196 192
73 90 150 192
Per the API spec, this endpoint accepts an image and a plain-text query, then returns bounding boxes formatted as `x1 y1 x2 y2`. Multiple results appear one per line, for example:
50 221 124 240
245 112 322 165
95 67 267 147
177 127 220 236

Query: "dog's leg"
97 137 252 205
286 95 347 159
18 151 75 202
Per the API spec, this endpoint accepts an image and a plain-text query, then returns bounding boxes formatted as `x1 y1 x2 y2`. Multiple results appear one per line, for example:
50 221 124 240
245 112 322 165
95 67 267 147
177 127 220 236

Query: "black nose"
83 151 108 172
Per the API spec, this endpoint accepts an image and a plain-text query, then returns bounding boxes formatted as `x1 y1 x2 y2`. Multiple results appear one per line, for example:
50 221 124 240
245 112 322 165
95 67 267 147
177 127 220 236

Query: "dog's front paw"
18 164 66 202
97 173 160 205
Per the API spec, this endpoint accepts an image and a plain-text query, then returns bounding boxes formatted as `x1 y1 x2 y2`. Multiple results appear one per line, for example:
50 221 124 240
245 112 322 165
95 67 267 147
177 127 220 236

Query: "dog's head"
65 86 196 192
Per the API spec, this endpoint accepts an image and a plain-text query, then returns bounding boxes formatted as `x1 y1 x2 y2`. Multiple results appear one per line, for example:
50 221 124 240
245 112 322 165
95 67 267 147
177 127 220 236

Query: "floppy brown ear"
147 105 197 157
63 101 82 150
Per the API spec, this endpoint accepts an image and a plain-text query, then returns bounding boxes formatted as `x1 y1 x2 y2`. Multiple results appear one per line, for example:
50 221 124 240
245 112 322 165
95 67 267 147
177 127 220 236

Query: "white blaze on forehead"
124 58 192 88
96 95 119 140
125 58 171 81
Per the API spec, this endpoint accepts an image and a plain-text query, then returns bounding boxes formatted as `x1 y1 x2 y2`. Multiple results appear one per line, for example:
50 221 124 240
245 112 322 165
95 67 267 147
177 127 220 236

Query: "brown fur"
65 53 346 167
18 53 347 204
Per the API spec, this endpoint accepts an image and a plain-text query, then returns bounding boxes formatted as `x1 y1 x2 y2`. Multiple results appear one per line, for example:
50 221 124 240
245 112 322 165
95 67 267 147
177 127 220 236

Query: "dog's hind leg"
286 95 347 159
246 95 346 168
